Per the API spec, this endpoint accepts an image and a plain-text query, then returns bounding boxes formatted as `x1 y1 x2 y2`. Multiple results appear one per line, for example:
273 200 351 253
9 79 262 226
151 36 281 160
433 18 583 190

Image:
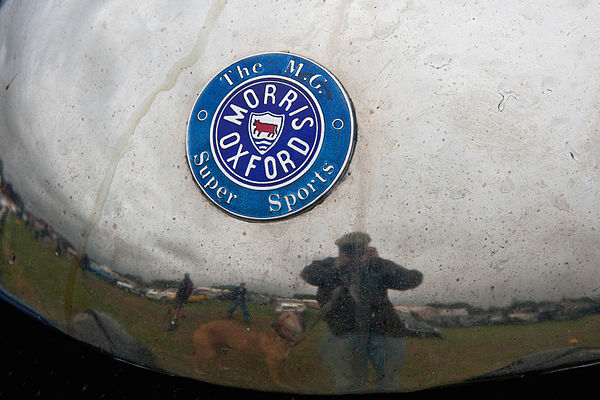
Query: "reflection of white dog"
192 311 304 388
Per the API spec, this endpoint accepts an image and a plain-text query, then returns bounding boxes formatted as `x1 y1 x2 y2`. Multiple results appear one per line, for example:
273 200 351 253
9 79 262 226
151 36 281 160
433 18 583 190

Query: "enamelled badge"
186 53 356 221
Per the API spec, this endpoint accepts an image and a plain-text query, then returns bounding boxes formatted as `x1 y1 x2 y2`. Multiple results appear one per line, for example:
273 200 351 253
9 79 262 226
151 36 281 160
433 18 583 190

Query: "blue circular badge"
186 52 355 221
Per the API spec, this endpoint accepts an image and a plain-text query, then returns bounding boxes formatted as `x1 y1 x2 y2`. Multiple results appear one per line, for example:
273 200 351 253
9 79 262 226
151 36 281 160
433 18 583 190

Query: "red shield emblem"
248 112 285 155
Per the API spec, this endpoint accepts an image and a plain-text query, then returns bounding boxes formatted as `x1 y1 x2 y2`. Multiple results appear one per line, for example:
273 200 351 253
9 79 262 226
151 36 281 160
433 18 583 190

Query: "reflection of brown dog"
192 311 305 388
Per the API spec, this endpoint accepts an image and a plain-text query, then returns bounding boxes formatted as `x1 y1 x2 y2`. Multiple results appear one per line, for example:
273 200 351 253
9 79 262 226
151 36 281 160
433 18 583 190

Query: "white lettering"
264 84 277 105
204 176 219 190
193 151 210 166
226 192 237 204
309 74 327 89
268 194 282 212
314 171 327 183
252 63 263 74
198 165 210 179
266 164 336 214
284 60 304 77
220 72 233 86
243 89 260 109
283 194 297 212
192 152 237 204
237 65 250 79
223 104 248 126
264 156 277 179
291 116 314 130
287 137 310 155
278 89 298 111
226 144 249 169
276 150 296 173
298 187 309 200
245 154 261 177
216 187 227 199
219 132 240 149
323 162 335 175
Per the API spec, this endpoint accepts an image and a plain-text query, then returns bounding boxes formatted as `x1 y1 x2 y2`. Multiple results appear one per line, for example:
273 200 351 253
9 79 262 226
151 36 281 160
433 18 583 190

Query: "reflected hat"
334 232 371 249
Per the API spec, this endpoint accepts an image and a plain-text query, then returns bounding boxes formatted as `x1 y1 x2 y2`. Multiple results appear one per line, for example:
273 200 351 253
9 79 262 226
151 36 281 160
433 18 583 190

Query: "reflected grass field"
2 216 600 393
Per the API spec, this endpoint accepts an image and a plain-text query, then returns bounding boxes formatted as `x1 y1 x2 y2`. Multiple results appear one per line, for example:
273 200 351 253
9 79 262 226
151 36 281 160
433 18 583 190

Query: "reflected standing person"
227 282 250 323
301 232 423 392
169 273 194 330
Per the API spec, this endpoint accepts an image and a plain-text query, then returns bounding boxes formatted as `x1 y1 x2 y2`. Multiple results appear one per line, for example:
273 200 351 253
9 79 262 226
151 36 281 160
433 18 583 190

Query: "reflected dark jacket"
230 286 247 303
175 278 193 303
301 257 422 337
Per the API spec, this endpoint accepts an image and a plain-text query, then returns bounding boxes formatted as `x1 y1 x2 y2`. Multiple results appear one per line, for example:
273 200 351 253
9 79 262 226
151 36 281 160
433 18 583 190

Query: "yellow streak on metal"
64 0 229 324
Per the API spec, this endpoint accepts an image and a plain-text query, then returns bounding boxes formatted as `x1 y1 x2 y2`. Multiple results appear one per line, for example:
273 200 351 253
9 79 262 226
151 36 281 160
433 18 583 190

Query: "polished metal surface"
1 1 600 395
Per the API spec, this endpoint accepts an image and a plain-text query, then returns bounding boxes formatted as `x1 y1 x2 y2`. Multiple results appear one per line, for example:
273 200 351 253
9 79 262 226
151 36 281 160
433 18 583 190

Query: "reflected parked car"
145 289 175 302
115 281 135 293
274 301 305 314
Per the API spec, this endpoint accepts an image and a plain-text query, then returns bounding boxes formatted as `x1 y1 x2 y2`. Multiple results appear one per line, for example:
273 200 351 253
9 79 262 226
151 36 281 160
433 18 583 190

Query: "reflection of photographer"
301 232 423 392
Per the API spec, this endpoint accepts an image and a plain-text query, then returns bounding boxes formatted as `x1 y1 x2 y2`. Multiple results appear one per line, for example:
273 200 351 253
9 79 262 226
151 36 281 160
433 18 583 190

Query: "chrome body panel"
1 1 599 394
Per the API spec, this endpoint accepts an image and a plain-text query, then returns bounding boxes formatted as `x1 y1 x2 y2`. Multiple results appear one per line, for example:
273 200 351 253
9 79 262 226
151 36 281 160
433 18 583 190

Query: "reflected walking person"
301 232 423 392
169 273 194 330
227 282 250 323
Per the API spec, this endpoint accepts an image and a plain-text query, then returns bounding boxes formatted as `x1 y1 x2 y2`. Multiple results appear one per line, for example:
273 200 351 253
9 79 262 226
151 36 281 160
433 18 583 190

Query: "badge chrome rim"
186 52 356 221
